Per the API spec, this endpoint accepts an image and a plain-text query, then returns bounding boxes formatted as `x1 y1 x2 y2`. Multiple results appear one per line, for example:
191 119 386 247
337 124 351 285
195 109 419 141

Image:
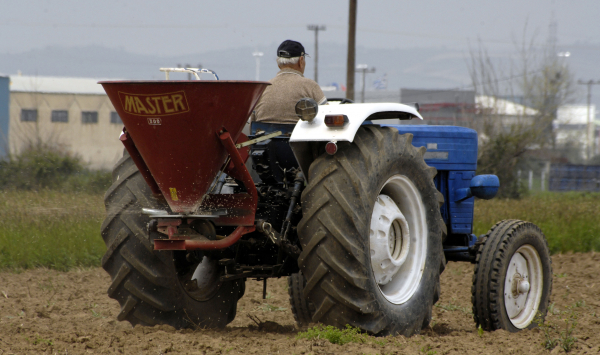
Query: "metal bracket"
159 67 219 80
219 264 284 282
154 225 254 250
235 131 282 149
142 208 228 219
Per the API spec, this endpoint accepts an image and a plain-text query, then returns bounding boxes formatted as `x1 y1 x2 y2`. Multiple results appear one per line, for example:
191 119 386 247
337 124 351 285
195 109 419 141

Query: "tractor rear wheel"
297 126 446 336
100 152 243 328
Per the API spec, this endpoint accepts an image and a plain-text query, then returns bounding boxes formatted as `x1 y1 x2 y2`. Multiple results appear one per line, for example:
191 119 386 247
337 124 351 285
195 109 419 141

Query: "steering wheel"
328 98 354 104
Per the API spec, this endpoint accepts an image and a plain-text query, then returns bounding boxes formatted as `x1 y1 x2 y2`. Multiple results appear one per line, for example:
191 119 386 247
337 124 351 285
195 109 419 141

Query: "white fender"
289 103 422 143
289 103 423 182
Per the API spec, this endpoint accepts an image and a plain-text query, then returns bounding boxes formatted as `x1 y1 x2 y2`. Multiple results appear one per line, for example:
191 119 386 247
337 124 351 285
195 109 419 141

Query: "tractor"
99 67 552 336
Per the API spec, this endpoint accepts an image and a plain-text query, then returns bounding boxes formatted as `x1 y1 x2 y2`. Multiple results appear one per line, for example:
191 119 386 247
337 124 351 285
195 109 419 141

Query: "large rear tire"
100 152 243 328
297 126 446 336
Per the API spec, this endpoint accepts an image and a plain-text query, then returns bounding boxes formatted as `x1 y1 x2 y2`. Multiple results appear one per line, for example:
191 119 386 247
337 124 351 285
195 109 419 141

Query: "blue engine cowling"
382 124 498 236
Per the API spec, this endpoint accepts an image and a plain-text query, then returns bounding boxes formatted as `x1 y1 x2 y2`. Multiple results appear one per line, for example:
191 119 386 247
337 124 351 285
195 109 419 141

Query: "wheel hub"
503 245 543 328
370 195 411 285
511 274 530 297
369 175 428 305
505 253 529 318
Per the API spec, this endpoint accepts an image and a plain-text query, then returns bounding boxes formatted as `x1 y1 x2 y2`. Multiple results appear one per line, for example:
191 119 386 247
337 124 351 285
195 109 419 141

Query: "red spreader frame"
99 80 270 251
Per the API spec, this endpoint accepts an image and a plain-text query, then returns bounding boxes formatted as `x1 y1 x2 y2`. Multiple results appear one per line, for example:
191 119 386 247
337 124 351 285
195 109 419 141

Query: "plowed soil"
1 252 599 354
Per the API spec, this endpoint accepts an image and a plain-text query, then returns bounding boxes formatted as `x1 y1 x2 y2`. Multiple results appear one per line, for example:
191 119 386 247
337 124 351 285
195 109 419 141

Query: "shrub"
0 145 111 193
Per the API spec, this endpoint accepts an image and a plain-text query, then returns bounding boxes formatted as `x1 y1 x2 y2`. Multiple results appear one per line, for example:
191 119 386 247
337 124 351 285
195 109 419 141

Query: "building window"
82 111 98 124
110 111 123 124
51 110 69 123
21 109 38 122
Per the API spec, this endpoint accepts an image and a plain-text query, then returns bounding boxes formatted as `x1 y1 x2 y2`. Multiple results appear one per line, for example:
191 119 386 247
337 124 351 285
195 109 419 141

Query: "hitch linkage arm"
256 220 301 259
255 171 305 259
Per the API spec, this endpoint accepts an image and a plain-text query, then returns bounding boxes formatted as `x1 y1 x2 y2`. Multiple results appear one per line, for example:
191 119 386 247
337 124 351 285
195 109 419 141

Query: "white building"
555 105 599 159
0 75 124 170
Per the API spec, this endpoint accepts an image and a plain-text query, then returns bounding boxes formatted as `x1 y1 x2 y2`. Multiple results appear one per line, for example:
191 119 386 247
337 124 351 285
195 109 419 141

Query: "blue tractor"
99 74 552 337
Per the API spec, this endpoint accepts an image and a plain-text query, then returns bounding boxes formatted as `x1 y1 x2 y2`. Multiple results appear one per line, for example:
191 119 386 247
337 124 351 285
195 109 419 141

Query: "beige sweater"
253 68 326 124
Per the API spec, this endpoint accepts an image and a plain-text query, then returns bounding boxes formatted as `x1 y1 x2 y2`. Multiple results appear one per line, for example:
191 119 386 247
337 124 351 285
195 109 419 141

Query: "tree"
469 28 576 198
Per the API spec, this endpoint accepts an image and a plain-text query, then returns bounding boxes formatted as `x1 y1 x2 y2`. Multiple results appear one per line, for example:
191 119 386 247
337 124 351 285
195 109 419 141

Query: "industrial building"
1 74 598 170
0 74 124 170
555 105 599 160
324 88 599 158
323 88 477 126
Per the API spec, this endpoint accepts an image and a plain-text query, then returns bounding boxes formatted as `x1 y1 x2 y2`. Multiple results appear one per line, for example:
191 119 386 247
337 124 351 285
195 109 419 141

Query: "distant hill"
0 43 473 87
1 42 598 109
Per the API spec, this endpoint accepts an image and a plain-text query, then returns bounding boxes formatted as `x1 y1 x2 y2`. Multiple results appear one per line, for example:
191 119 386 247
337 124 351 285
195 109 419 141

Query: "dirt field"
1 253 599 354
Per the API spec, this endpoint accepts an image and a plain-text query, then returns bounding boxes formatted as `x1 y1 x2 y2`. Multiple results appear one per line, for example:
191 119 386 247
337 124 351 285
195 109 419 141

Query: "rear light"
324 114 348 127
325 141 338 155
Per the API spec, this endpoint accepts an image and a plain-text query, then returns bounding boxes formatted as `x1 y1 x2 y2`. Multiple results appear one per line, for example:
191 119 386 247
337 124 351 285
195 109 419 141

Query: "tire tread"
472 219 552 331
298 127 444 336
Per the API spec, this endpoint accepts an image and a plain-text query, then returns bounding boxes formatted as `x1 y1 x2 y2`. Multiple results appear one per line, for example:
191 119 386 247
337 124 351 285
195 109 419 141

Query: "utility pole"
577 79 600 160
252 51 263 81
307 25 326 84
356 64 375 103
346 0 357 101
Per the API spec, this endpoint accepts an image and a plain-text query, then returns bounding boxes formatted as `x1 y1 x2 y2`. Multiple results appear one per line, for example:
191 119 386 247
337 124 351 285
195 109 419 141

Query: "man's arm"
310 81 327 105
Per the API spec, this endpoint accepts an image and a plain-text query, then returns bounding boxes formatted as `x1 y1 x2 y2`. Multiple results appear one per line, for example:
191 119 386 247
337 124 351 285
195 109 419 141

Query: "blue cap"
277 40 307 58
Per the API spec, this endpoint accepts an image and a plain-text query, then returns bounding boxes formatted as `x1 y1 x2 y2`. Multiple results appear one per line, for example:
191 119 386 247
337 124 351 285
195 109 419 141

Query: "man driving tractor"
252 39 326 130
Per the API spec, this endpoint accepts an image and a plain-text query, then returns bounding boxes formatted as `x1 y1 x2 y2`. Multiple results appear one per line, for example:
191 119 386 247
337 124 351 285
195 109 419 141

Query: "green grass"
297 324 372 345
473 192 600 253
0 190 598 271
0 190 106 271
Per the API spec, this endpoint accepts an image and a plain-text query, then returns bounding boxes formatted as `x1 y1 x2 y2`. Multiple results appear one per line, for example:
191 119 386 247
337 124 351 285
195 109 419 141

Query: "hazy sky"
2 0 598 56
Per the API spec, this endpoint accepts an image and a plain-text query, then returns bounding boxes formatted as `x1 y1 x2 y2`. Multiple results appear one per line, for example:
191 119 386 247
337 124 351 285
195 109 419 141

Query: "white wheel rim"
504 244 543 329
192 256 219 289
369 175 428 305
184 256 222 300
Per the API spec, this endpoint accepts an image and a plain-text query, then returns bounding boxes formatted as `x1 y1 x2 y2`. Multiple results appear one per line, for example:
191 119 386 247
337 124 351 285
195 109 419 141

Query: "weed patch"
421 344 437 355
28 335 53 346
297 324 370 345
257 303 287 312
535 304 579 352
477 325 484 338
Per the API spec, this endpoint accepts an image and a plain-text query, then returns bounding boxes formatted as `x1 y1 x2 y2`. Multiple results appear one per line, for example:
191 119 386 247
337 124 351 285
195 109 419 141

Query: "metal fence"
549 164 600 192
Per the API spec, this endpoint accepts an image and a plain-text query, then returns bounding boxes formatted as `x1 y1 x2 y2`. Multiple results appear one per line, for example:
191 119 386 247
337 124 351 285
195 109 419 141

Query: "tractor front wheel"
472 219 552 332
